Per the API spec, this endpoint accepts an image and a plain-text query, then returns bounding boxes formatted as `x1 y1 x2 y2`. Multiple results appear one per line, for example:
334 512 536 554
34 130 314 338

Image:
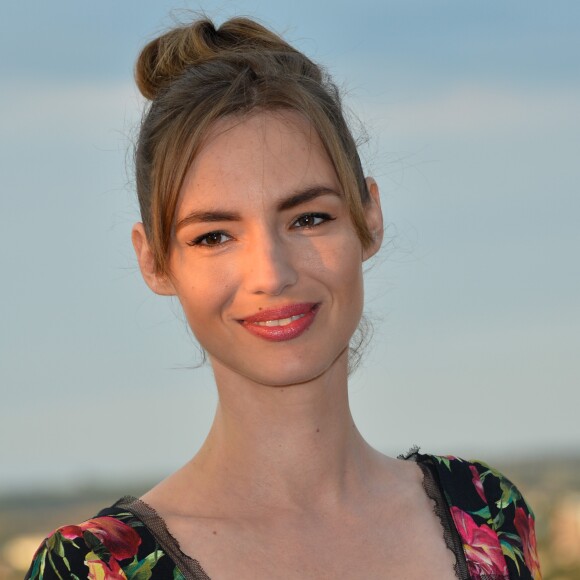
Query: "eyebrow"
175 186 341 232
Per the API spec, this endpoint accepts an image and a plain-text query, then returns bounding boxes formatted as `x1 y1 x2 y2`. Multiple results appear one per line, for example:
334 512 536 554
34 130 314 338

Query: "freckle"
258 307 263 311
316 428 320 433
212 530 217 535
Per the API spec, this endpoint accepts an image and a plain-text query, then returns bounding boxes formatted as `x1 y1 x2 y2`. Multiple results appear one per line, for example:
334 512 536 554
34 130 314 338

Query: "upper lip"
240 302 319 324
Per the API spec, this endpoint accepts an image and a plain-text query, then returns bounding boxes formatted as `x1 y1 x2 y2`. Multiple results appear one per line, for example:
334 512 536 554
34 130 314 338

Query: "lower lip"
241 305 320 342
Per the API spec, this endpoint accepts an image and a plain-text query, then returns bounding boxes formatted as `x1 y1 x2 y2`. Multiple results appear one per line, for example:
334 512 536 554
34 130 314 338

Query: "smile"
240 303 320 342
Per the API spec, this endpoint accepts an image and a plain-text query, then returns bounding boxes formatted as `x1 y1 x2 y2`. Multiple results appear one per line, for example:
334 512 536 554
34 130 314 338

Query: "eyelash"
187 231 231 247
187 213 335 248
291 212 335 229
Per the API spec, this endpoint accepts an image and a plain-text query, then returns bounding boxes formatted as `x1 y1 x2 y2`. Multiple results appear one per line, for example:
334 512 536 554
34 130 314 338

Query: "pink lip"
240 303 320 342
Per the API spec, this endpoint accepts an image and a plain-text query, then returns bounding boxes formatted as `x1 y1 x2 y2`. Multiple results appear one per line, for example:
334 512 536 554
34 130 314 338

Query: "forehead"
178 110 339 209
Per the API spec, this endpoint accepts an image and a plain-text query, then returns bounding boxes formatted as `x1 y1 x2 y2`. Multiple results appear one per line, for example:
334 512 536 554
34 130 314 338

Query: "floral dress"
25 452 542 579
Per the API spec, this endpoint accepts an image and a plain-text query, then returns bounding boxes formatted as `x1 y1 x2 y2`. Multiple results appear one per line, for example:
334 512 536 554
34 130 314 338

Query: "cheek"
300 234 365 340
304 234 364 288
173 263 237 330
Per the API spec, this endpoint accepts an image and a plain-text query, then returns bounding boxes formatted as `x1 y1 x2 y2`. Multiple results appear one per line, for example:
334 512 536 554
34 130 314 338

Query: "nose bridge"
244 224 298 295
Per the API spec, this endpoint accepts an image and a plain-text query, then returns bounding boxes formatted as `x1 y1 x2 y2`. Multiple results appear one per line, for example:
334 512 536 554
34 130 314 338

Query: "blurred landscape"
1 455 580 579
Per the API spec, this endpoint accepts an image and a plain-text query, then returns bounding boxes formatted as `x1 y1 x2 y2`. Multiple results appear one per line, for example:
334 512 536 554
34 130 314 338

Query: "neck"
186 351 379 513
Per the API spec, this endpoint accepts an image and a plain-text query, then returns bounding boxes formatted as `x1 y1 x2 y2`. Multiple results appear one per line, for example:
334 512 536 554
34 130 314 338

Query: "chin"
212 344 350 389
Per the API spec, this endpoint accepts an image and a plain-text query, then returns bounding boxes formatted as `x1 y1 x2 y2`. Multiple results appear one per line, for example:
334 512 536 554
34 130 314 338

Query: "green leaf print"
500 539 521 574
434 456 452 471
27 548 44 579
124 550 165 580
83 530 111 563
469 506 492 520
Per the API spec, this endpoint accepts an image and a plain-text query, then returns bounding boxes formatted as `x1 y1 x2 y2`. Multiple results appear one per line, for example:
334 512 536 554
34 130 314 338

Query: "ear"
131 223 176 296
362 177 384 261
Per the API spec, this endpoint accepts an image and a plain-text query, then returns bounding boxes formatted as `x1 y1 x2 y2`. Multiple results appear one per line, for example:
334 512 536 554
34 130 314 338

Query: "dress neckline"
114 452 470 580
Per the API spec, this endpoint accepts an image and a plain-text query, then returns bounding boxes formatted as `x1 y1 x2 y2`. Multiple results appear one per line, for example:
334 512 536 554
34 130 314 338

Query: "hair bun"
135 17 296 100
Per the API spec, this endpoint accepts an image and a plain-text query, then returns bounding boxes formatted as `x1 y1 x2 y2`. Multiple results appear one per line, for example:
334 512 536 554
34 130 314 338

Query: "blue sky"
1 0 579 493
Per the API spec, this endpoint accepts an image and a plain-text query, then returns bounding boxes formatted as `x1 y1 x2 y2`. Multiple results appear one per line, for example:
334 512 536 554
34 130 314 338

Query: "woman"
26 17 541 580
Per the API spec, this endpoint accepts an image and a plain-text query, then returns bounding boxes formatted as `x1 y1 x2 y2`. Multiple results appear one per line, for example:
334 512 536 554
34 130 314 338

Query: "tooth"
254 314 305 327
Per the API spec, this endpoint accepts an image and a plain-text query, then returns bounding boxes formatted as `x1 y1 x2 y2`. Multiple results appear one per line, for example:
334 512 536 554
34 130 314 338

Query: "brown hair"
134 16 372 275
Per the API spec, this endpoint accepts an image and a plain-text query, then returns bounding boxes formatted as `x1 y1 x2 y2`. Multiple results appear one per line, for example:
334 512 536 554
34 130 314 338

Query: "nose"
243 231 298 296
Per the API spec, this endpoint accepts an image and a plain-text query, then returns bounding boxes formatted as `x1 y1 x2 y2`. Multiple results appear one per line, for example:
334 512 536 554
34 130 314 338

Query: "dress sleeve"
25 527 101 579
430 454 542 579
25 514 144 579
472 460 542 579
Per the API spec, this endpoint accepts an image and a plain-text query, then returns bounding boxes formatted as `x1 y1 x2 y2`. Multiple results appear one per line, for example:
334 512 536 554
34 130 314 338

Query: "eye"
187 231 232 247
292 213 334 229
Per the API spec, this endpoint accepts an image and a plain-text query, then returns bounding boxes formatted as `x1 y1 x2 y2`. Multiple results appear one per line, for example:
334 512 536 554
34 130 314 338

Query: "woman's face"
137 110 382 387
